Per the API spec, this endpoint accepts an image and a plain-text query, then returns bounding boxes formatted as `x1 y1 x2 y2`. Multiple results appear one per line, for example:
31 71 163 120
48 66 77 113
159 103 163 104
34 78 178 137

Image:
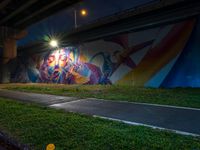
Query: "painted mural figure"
39 48 102 84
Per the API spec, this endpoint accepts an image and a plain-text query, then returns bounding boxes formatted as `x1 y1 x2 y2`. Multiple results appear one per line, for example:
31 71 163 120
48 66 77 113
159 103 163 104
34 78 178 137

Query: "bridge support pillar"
0 27 27 83
0 38 16 83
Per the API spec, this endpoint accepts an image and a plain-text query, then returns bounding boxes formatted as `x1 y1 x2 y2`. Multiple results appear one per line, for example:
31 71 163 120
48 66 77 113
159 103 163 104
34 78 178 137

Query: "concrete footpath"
0 89 200 136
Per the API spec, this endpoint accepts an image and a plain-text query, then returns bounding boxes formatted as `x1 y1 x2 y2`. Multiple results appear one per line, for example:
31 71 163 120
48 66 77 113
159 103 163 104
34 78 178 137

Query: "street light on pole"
74 8 88 28
81 9 87 16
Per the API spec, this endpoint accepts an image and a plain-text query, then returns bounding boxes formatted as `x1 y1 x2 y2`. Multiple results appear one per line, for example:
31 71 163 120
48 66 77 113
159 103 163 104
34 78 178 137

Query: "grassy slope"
2 84 200 108
0 97 200 150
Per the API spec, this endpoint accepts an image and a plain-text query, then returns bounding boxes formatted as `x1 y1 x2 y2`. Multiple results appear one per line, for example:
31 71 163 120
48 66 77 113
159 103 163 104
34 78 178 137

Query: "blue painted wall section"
161 16 200 87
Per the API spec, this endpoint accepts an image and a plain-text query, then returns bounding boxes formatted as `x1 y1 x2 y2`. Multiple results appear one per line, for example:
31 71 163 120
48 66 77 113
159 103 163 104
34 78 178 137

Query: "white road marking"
93 115 200 137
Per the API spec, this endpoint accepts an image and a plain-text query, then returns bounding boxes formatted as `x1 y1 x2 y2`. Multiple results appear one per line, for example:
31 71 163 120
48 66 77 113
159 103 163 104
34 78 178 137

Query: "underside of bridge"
19 0 200 53
0 0 80 28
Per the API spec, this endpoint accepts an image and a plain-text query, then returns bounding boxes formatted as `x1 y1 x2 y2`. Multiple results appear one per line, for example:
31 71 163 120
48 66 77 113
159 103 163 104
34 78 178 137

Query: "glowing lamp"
81 9 87 16
50 40 58 47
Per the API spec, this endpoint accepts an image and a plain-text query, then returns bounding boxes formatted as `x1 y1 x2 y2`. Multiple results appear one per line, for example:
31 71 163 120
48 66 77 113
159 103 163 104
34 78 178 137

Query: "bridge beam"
18 0 200 54
0 0 39 25
64 0 200 45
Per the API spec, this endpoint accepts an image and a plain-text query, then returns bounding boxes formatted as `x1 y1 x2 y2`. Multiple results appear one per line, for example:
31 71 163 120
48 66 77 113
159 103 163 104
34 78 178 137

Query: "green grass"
0 97 200 150
2 84 200 108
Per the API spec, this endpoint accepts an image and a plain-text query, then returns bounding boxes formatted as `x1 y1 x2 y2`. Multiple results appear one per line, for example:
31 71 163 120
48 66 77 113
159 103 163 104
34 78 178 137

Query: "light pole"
74 9 77 28
74 9 88 28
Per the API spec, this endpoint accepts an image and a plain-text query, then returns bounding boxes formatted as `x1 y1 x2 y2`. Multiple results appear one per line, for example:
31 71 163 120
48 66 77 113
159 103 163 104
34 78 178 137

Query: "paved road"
51 98 200 136
0 89 200 136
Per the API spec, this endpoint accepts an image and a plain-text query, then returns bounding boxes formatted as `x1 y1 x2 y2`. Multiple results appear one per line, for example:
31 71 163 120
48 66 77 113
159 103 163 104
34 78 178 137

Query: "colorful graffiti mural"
9 17 200 87
39 47 102 84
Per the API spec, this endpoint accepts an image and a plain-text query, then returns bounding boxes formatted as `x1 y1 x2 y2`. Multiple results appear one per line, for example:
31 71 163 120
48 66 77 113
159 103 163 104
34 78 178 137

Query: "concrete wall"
7 17 200 87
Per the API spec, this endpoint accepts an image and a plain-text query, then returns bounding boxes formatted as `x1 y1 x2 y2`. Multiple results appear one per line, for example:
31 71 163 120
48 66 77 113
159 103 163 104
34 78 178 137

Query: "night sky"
18 0 154 46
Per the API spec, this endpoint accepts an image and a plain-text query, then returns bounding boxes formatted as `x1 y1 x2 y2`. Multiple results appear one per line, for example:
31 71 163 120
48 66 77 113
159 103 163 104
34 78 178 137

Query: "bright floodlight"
50 40 58 47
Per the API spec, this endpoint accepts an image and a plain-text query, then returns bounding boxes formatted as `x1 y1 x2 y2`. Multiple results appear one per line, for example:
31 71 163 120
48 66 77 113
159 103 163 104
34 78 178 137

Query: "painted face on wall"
39 48 73 83
47 49 68 68
39 47 102 84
